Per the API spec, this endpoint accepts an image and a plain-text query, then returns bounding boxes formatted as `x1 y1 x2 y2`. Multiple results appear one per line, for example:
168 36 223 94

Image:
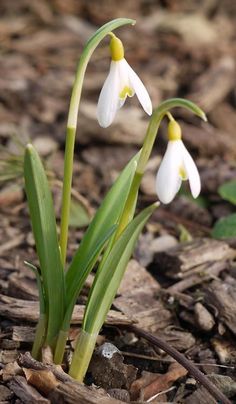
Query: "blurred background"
1 5 236 400
1 0 236 231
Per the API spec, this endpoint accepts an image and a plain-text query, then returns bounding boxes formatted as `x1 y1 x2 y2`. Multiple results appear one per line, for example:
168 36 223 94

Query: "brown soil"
0 0 236 402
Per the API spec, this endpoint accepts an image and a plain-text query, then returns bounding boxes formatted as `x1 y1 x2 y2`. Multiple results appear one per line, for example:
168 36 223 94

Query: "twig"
125 325 231 404
120 351 235 368
0 234 24 255
147 386 176 402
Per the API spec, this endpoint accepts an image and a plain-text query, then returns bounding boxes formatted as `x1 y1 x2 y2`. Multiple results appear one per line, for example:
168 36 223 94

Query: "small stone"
1 361 22 382
212 338 236 364
150 235 178 254
209 374 236 396
26 232 35 247
194 302 215 331
218 322 226 336
141 170 156 196
0 339 20 349
0 350 19 364
108 388 130 402
32 136 58 156
135 233 178 267
0 385 14 401
89 343 137 390
98 342 120 360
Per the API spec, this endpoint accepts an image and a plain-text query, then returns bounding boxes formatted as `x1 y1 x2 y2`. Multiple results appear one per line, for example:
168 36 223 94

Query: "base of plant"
32 314 46 360
69 330 98 382
54 329 69 364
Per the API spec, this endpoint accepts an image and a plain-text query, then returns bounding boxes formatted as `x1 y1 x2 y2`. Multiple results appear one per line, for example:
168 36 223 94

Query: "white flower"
97 35 152 128
156 139 201 204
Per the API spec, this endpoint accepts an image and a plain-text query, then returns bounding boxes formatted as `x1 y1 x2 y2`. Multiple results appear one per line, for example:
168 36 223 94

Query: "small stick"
125 325 231 404
121 351 235 368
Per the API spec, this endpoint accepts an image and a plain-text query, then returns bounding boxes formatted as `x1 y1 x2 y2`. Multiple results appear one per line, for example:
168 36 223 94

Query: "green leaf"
218 180 236 205
24 144 65 345
178 224 192 243
24 261 46 314
62 224 117 331
212 213 236 239
69 198 91 228
83 202 158 334
65 152 140 305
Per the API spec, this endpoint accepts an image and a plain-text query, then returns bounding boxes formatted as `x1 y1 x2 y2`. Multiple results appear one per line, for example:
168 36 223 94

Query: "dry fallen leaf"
131 362 187 401
23 368 59 395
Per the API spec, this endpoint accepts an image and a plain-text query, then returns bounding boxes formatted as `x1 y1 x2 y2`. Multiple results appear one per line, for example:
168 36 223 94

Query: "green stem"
69 330 98 381
137 98 206 175
59 127 76 266
59 18 135 267
32 314 47 359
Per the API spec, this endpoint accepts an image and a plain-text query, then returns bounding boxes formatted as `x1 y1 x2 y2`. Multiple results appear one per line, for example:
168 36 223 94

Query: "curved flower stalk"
156 117 201 204
59 18 135 266
97 34 152 128
114 99 206 239
24 19 136 361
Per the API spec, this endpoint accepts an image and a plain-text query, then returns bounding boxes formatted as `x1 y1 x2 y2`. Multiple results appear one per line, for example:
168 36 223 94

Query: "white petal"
117 59 133 108
156 141 183 204
118 97 126 108
181 141 201 198
125 60 152 115
97 61 120 128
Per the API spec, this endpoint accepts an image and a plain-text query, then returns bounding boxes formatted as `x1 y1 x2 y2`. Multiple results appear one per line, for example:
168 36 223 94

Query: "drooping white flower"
156 120 201 204
97 34 152 128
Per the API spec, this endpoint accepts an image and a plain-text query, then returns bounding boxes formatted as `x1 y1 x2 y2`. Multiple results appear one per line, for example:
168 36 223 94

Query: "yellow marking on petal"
119 86 133 99
179 165 188 180
168 120 182 141
110 35 124 61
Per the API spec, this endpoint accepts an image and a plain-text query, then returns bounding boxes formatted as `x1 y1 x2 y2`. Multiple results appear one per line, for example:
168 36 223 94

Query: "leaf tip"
149 201 160 213
25 143 34 151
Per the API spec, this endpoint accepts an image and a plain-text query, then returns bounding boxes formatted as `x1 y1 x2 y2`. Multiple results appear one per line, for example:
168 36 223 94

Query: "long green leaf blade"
83 202 158 334
65 152 140 303
24 144 65 345
62 224 117 330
